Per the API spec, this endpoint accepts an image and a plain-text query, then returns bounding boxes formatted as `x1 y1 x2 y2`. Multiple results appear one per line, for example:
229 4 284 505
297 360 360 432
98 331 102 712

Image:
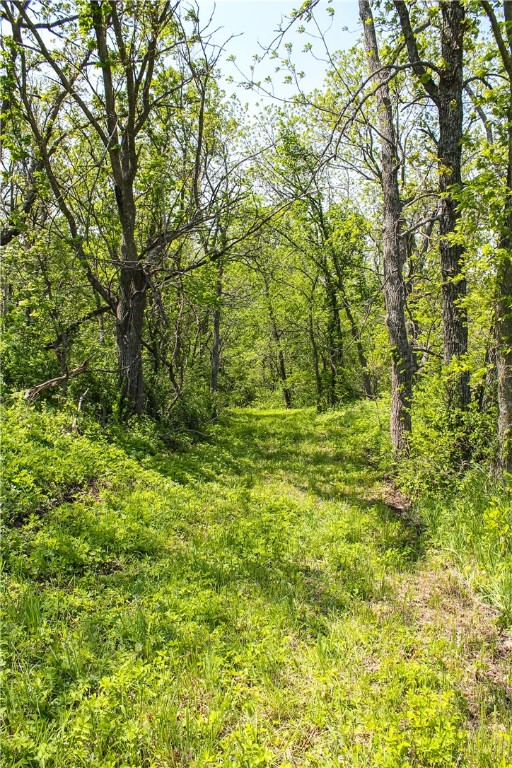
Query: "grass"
1 401 511 766
411 469 512 626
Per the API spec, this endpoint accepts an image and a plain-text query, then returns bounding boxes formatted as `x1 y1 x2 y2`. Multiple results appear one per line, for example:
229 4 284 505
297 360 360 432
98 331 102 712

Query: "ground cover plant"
1 401 510 767
2 1 512 765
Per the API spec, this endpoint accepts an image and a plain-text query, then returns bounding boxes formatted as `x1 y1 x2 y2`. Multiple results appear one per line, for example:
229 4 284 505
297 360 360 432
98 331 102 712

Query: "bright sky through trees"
199 0 360 108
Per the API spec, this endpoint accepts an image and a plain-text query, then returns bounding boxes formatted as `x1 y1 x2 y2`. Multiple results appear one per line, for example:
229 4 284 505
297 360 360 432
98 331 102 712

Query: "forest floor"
2 403 512 767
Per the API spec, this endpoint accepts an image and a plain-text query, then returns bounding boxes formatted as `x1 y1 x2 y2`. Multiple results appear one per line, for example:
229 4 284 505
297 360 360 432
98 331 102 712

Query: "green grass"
1 402 511 767
411 468 512 627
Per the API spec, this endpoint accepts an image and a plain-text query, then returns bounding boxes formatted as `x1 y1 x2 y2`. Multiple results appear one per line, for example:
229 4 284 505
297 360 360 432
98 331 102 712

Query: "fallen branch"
24 360 89 401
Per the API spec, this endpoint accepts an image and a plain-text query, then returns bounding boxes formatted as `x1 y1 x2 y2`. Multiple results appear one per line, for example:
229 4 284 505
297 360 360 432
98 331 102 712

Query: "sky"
197 1 361 109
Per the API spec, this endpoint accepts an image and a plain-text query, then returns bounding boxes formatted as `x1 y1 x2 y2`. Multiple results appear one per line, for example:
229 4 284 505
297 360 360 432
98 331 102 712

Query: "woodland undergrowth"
1 399 511 767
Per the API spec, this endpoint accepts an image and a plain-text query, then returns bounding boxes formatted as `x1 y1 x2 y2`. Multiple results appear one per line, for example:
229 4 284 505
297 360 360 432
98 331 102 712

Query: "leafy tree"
2 0 227 415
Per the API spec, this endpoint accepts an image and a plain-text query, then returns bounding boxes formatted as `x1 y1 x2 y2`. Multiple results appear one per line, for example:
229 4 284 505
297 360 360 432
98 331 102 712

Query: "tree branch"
24 360 89 401
393 1 440 105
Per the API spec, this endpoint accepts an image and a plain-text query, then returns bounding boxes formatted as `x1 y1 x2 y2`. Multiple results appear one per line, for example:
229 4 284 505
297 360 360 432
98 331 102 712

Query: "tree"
253 104 375 407
479 0 512 471
359 0 413 453
2 0 222 416
394 0 470 409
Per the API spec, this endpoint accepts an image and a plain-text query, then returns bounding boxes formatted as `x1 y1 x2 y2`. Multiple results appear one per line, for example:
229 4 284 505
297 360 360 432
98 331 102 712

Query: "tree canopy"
1 0 511 470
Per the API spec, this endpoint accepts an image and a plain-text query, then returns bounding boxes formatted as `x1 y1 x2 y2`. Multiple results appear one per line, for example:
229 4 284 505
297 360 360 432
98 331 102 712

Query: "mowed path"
3 404 511 766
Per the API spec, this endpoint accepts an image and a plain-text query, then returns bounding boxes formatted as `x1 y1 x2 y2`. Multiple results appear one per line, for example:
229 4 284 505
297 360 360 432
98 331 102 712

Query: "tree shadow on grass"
162 409 423 556
145 409 375 487
24 408 425 653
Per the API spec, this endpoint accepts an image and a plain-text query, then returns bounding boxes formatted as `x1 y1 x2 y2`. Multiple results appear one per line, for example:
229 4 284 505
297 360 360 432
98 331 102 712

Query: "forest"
1 0 512 765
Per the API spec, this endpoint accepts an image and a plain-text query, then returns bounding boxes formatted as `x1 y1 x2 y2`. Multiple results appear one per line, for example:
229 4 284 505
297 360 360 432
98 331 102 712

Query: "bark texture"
308 307 323 411
331 255 374 399
92 0 146 415
264 276 292 409
496 80 512 472
480 0 512 471
438 1 469 407
496 245 512 472
394 0 469 409
359 0 413 453
326 278 344 405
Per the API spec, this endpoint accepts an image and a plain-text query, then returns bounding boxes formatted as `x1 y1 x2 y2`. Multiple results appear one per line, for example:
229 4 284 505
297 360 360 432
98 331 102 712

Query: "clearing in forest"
2 403 511 766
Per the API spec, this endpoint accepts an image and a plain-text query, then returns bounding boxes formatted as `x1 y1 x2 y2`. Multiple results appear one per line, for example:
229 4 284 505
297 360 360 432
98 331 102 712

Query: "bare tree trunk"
394 0 469 409
24 360 89 401
359 0 413 454
112 188 146 415
263 276 292 409
496 96 512 472
438 1 469 408
211 262 223 394
116 260 146 416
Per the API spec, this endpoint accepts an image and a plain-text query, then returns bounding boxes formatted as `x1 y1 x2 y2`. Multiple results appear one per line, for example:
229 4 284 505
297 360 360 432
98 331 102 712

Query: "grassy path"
3 404 511 766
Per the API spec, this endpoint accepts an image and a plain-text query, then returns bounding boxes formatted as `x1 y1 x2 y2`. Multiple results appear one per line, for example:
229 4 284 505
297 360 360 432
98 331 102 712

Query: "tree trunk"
496 96 512 472
114 166 146 416
116 262 146 416
211 263 223 394
360 0 413 454
438 0 470 408
480 1 512 471
277 346 293 409
341 294 374 398
264 277 292 408
91 0 146 417
326 279 344 405
394 0 469 408
331 252 374 398
308 307 323 411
